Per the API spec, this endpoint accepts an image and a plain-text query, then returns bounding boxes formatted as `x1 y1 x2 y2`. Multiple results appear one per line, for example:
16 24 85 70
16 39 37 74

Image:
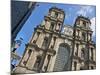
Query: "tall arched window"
33 55 42 70
82 32 86 41
91 48 94 60
42 37 49 49
53 43 70 72
81 48 85 59
44 55 51 72
50 22 55 31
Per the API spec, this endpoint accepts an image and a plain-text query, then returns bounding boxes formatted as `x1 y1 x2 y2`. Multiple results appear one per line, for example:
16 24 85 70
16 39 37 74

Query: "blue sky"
15 2 96 61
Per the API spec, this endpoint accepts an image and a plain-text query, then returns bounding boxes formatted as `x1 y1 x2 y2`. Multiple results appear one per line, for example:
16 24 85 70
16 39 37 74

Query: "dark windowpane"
55 12 58 18
34 56 42 69
50 22 54 30
81 49 85 59
75 43 79 56
91 66 94 69
42 37 49 49
80 66 84 70
90 34 92 41
28 49 32 55
44 55 51 72
74 62 77 70
23 60 27 65
52 37 56 48
56 23 61 31
91 48 93 60
33 32 40 43
82 32 86 41
77 30 80 37
83 21 86 27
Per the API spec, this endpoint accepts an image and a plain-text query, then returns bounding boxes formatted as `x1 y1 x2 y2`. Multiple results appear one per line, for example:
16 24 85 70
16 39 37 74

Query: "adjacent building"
13 7 96 73
11 0 36 43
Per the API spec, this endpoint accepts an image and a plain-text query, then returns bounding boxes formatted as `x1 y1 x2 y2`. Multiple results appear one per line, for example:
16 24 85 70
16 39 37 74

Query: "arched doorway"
53 43 70 72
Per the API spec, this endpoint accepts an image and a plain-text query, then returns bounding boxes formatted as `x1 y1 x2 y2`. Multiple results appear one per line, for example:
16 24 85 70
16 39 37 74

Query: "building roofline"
63 25 73 28
76 15 91 23
49 6 65 15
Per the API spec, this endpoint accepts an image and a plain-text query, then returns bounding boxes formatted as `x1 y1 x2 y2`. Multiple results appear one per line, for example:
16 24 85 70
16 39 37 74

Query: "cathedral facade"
13 7 96 73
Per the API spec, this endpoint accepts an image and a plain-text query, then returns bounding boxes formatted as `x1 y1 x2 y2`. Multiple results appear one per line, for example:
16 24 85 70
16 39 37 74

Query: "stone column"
26 51 37 70
47 56 53 72
77 62 80 70
93 48 96 61
71 61 75 71
36 33 44 48
20 49 30 67
42 55 48 72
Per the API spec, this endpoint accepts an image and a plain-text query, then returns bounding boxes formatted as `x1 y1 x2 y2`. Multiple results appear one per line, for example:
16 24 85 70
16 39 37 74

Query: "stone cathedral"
14 7 96 73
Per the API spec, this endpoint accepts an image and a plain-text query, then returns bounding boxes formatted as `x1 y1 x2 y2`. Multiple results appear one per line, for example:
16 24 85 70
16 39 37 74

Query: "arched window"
53 43 70 72
44 55 51 72
74 61 77 70
42 37 49 49
33 32 40 43
56 23 61 31
34 55 42 70
81 48 85 59
83 21 86 28
91 48 94 60
55 12 58 18
51 37 56 49
75 43 79 56
82 32 86 41
50 22 55 31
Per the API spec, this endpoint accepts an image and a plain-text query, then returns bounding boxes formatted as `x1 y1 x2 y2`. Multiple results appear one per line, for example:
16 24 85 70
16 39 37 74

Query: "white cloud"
65 8 72 19
90 17 96 38
76 6 96 42
77 6 94 16
65 13 68 19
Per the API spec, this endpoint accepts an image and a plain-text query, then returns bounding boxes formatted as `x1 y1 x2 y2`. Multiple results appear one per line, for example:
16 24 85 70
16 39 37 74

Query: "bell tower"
41 7 65 32
71 16 96 71
14 7 65 73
